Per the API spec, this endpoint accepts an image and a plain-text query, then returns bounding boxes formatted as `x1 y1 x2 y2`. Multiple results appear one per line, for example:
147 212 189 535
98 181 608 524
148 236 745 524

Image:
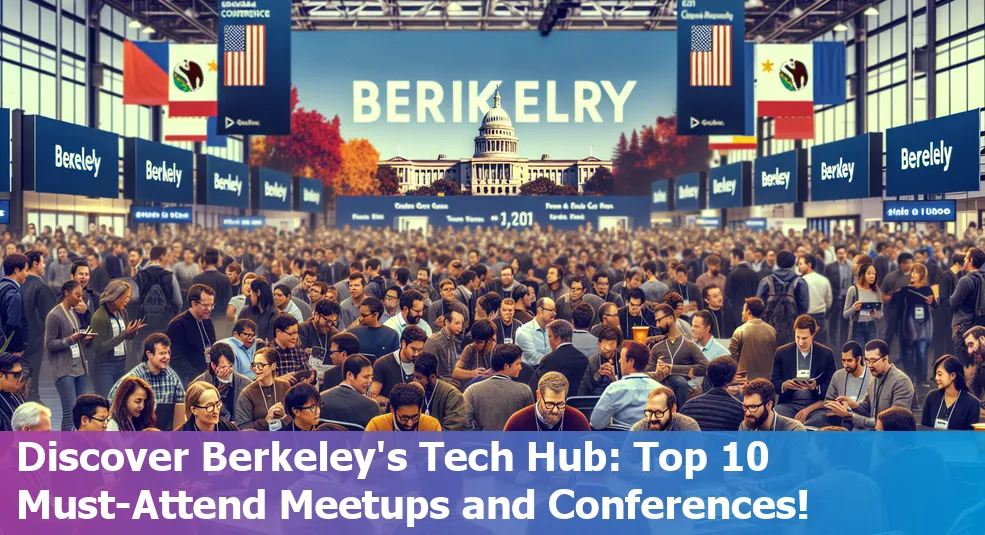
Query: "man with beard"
592 273 624 307
413 352 466 431
647 303 707 405
384 289 432 337
556 277 604 322
370 325 427 407
365 382 442 431
538 264 569 302
320 355 380 429
423 310 466 387
629 386 700 431
504 372 591 431
825 340 914 431
695 255 726 296
961 326 985 399
817 341 871 430
487 265 524 300
739 378 805 431
299 300 340 368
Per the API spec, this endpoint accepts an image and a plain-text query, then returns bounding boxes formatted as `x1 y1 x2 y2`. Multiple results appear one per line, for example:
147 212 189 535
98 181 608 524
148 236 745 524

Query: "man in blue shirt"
590 341 662 430
516 298 556 366
215 318 258 379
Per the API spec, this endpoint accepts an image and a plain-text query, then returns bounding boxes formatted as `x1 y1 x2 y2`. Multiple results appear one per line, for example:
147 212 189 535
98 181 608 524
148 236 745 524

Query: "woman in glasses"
280 383 322 432
235 347 291 431
178 381 238 431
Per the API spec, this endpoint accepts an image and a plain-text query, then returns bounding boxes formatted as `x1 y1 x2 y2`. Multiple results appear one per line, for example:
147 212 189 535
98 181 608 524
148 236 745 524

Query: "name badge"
204 344 212 362
796 368 810 379
848 394 859 403
114 343 126 357
503 337 514 345
860 309 872 318
269 419 283 431
71 343 81 360
915 307 925 320
934 418 949 430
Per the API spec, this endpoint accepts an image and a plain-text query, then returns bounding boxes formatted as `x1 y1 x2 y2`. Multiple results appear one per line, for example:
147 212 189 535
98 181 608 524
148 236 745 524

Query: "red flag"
774 115 815 140
123 40 168 106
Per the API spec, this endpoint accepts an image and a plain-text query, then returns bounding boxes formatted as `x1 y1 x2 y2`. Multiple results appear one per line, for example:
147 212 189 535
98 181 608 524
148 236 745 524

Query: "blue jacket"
756 268 810 317
0 278 27 353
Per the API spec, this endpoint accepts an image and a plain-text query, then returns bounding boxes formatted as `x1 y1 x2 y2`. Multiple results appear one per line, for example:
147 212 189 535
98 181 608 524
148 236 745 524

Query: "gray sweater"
851 365 914 430
463 375 534 431
44 304 87 381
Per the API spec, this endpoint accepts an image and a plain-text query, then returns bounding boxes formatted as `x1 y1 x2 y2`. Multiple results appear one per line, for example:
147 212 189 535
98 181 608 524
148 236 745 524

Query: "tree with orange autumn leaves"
611 115 708 197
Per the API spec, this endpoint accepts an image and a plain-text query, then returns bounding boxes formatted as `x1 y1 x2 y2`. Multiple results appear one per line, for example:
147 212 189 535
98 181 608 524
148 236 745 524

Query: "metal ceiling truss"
123 0 872 43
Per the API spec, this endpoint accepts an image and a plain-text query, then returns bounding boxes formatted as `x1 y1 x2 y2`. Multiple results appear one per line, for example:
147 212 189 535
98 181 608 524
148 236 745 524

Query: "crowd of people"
0 219 984 433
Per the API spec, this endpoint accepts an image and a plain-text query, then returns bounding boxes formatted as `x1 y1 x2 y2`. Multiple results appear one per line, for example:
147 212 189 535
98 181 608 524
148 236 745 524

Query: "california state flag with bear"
755 44 813 117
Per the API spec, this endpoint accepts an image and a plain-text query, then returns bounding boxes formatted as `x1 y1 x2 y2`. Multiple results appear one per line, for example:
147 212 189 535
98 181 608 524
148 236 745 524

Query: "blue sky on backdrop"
292 32 677 160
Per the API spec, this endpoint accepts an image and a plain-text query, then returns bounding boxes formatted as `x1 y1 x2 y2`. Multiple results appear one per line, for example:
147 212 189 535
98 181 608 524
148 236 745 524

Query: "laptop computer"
154 402 187 430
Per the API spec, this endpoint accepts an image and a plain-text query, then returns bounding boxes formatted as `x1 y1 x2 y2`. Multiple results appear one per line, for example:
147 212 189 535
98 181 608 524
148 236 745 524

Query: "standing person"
320 355 380 429
89 281 145 398
226 263 243 300
192 248 233 320
86 253 109 296
880 253 915 355
578 326 622 396
20 249 56 403
173 249 200 303
528 320 590 398
0 353 25 431
640 261 670 305
412 353 466 431
692 310 730 364
339 274 368 329
226 273 256 324
920 355 981 430
823 245 854 349
291 270 318 305
0 262 28 357
701 285 726 339
757 251 809 347
106 376 155 431
799 255 833 346
462 344 534 431
383 290 431 337
669 266 700 321
235 347 291 431
695 255 726 296
239 278 277 341
538 265 569 303
504 372 591 431
556 277 604 322
165 284 217 387
69 260 96 332
45 246 73 287
899 264 937 384
493 298 522 345
724 248 760 338
370 325 427 406
348 297 400 362
516 298 557 366
950 248 985 368
844 264 883 348
45 281 96 430
134 246 182 366
728 298 777 382
933 254 963 358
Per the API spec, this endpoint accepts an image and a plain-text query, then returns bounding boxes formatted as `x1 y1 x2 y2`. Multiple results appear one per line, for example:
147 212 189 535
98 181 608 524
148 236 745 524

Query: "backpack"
764 274 799 346
970 272 985 327
139 270 175 321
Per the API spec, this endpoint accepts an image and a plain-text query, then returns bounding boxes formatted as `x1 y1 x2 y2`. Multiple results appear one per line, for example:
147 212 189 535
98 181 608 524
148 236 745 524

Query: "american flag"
690 25 732 87
224 25 265 86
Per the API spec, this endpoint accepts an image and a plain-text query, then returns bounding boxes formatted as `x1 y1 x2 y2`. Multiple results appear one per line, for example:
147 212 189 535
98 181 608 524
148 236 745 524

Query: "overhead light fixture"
790 6 803 17
142 25 156 34
128 20 142 28
444 1 463 13
864 5 879 16
833 21 849 31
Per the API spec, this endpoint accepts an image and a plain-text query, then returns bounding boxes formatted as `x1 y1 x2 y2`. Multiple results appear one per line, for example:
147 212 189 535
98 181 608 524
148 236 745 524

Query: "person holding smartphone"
844 264 882 347
770 315 836 427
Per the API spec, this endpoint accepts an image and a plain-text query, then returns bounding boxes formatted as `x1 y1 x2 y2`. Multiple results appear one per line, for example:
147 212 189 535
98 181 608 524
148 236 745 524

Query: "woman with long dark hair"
107 376 156 431
238 277 276 341
45 280 95 430
844 263 882 347
921 355 981 430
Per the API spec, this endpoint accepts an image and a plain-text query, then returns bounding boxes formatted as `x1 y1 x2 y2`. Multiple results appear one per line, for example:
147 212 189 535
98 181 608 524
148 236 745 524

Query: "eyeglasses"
238 331 257 339
1 369 23 380
195 303 216 310
863 356 887 365
543 401 566 411
540 307 556 314
644 408 670 419
742 402 766 413
280 330 299 337
384 295 399 301
193 401 223 413
88 415 108 423
654 315 671 322
298 402 322 414
396 412 421 423
250 362 272 370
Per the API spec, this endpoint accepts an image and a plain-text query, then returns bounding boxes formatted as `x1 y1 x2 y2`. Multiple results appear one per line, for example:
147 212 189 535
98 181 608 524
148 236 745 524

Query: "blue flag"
813 42 847 105
206 116 227 148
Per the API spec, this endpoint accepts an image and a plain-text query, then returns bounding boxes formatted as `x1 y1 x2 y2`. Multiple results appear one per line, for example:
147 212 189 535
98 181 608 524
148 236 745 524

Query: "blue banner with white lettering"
196 154 249 209
22 115 119 198
651 180 673 213
252 167 292 211
883 200 957 222
753 149 807 206
130 206 193 224
811 133 882 201
220 216 267 229
676 0 746 136
674 172 706 212
708 161 751 209
294 177 323 213
0 109 9 193
0 200 9 224
744 217 767 229
217 0 291 135
123 138 195 204
886 109 982 196
336 196 651 231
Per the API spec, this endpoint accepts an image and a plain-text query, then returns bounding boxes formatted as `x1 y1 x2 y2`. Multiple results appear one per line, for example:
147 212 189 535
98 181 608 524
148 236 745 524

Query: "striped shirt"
679 387 745 431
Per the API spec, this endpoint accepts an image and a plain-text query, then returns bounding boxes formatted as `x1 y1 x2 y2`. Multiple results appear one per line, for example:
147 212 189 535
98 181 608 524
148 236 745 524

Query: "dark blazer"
104 254 127 280
724 263 760 337
770 341 836 405
822 261 851 299
528 343 589 397
920 389 981 430
320 384 381 428
192 269 233 311
20 274 56 355
425 299 470 330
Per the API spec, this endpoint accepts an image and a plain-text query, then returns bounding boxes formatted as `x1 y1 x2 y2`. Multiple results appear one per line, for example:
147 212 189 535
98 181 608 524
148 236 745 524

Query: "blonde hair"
184 381 220 420
537 371 569 398
241 272 257 295
910 263 928 285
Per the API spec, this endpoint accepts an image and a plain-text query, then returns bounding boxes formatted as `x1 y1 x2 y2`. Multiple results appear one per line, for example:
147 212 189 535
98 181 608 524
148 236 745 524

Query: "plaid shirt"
109 363 186 404
256 339 309 376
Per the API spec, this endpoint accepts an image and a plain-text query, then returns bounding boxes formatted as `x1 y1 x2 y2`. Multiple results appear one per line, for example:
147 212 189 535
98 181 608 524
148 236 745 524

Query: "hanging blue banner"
811 133 882 202
294 177 324 213
22 115 119 198
0 109 9 193
0 200 9 224
674 172 706 212
251 167 292 211
123 138 195 204
708 161 751 209
130 206 194 224
883 200 956 222
196 154 250 208
651 179 673 213
676 0 746 136
886 109 982 196
217 0 291 135
753 149 808 206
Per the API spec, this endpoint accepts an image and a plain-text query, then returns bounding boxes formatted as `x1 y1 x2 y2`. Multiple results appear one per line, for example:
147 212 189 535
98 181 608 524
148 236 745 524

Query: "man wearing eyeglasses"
383 290 432 338
192 343 251 422
216 319 259 379
348 297 401 363
256 313 308 377
516 297 557 366
630 386 701 431
739 378 805 431
72 394 110 431
165 284 217 387
300 300 341 376
504 372 590 431
0 352 26 432
280 383 321 432
366 382 442 431
825 339 914 431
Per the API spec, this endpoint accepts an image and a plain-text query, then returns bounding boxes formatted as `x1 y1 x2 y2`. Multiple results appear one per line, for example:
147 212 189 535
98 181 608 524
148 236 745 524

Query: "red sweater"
504 405 591 431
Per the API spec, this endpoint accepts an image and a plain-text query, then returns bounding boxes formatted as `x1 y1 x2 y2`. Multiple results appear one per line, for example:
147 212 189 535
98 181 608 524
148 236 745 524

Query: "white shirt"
802 271 833 315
